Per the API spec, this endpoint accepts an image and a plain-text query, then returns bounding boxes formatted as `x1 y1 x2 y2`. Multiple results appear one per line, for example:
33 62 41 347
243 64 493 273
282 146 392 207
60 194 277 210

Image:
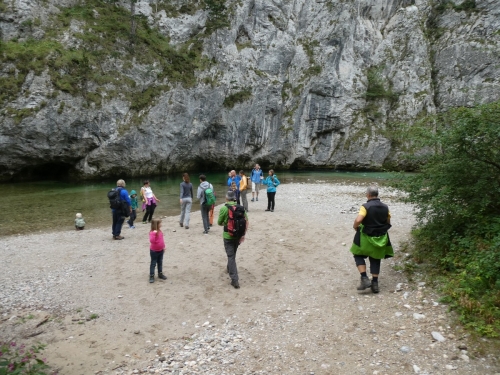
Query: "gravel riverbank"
1 183 498 375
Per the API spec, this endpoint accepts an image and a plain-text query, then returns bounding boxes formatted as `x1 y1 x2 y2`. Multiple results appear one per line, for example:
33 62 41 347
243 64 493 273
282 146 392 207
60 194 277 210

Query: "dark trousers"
267 192 276 210
201 204 210 231
128 209 137 226
224 238 240 282
354 255 381 275
112 210 125 237
150 250 164 275
142 204 156 223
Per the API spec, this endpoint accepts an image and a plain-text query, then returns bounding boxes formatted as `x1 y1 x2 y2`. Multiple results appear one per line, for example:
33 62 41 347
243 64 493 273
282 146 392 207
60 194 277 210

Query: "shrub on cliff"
393 100 500 337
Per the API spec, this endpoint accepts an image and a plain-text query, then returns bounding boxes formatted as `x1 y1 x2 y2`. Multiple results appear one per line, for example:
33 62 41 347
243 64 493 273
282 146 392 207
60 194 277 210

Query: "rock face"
0 0 499 180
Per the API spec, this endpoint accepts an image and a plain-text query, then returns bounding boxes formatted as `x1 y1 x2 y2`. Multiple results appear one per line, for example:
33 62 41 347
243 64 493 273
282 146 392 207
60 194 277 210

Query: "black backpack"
108 187 130 217
224 204 247 238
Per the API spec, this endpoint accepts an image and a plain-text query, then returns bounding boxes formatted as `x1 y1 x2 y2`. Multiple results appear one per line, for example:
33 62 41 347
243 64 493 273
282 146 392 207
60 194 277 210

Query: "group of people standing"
111 179 161 240
108 175 393 293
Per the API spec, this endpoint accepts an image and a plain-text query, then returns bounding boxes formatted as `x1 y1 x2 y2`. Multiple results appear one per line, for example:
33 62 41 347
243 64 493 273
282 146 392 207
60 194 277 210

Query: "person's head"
182 173 190 183
268 169 274 176
366 186 379 199
143 180 150 186
117 179 126 187
226 191 236 202
231 181 237 190
76 213 82 219
230 170 236 177
199 174 206 182
255 164 260 170
151 218 162 231
239 170 245 176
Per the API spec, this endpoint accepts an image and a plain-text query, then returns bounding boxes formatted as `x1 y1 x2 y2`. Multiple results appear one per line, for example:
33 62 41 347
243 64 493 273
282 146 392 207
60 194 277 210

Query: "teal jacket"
129 190 138 210
262 175 280 193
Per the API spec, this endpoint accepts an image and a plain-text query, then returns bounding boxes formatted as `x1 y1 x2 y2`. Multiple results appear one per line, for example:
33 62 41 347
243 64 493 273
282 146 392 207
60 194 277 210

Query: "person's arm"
227 177 232 186
218 205 228 226
190 185 193 199
180 183 183 204
197 186 202 200
353 206 366 231
273 176 280 186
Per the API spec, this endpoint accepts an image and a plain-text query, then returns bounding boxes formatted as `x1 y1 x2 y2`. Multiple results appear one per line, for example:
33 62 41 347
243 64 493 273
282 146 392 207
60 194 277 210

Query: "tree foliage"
392 101 500 337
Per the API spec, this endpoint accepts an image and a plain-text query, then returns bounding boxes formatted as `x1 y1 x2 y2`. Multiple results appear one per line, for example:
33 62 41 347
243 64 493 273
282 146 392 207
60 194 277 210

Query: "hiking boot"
231 280 240 289
203 231 208 235
371 280 379 293
271 209 274 212
142 221 148 224
356 276 371 290
265 209 270 211
149 274 154 283
114 235 124 240
251 198 255 202
185 226 189 229
179 222 183 227
158 272 167 280
130 225 135 229
256 197 258 201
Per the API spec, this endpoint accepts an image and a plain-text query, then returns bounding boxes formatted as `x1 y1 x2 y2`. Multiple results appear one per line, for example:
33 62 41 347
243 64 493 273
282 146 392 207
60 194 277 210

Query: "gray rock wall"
0 0 499 180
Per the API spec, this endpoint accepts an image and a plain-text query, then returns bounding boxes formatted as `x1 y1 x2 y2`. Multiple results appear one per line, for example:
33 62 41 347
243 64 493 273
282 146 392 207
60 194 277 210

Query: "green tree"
392 100 500 337
204 0 230 36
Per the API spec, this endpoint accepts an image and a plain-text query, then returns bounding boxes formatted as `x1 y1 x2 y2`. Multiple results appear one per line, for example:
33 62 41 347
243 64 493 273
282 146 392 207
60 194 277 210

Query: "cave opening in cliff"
17 162 75 182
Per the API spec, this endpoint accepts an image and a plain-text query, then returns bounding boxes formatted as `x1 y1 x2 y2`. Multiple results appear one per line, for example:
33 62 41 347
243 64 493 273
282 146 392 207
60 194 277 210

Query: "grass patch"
223 88 252 108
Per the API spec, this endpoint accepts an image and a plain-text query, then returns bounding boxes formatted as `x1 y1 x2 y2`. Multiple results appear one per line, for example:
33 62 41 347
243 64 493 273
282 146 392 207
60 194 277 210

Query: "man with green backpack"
197 174 216 235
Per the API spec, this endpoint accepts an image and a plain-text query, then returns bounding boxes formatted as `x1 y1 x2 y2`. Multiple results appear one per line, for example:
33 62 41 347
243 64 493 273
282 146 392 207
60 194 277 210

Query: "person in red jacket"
149 218 167 283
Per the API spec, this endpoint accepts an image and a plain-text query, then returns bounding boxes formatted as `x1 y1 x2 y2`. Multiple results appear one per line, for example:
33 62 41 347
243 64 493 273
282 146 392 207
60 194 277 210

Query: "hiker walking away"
218 191 248 289
350 186 393 293
239 170 249 212
227 170 241 205
141 180 160 224
250 164 263 202
197 174 214 235
179 173 193 229
262 169 280 212
111 179 131 240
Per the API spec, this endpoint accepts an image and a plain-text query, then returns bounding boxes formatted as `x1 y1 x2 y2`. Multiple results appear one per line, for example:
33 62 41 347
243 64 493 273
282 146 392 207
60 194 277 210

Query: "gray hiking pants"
224 238 240 282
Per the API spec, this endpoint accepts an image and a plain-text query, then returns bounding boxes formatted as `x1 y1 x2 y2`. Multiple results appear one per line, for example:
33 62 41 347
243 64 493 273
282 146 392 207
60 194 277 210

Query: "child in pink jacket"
149 218 167 283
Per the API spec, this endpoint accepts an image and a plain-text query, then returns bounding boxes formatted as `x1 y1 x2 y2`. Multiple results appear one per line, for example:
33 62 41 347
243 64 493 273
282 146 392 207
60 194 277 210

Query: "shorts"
252 182 261 193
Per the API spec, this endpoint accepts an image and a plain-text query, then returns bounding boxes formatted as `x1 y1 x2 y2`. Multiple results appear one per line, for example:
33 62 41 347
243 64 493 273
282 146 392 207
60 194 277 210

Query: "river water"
0 170 396 236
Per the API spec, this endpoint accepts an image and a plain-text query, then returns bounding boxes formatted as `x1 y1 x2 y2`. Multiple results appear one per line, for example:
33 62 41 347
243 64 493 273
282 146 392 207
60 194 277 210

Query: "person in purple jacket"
111 179 132 240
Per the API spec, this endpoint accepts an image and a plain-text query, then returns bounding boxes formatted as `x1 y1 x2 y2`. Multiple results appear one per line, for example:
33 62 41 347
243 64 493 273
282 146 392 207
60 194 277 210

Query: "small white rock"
413 313 425 320
413 364 420 373
431 331 446 342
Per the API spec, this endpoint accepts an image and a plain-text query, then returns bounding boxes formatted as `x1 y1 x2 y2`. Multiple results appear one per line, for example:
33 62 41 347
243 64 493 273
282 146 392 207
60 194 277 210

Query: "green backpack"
204 186 216 206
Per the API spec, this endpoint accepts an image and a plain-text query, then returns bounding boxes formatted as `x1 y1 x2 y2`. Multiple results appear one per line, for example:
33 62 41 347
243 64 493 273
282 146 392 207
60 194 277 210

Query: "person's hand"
180 199 183 204
156 198 161 202
239 236 245 245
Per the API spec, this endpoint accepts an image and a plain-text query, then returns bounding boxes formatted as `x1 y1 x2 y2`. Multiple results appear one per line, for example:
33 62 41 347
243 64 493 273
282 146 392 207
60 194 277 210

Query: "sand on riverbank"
1 183 498 375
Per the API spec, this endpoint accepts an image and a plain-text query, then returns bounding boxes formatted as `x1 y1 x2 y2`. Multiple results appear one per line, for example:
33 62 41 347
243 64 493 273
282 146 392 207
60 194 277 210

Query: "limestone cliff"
0 0 499 180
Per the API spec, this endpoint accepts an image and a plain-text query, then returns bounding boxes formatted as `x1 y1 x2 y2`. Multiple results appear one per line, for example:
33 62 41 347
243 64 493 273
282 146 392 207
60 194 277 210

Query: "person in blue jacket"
262 169 280 212
250 164 264 202
112 179 132 240
227 170 241 204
